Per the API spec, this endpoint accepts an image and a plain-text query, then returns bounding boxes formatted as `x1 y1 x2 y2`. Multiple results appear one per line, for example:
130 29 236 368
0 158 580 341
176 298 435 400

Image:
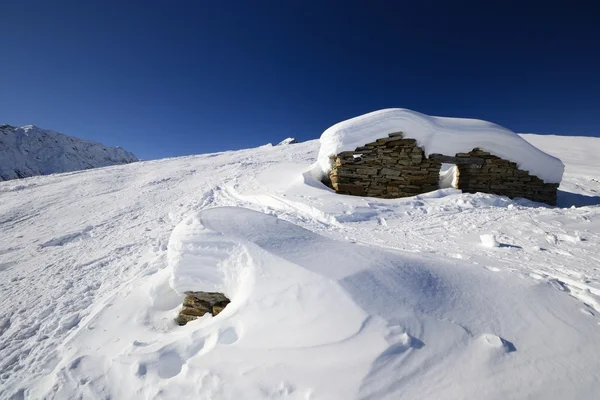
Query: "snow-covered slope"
0 124 138 181
317 109 565 183
0 134 599 399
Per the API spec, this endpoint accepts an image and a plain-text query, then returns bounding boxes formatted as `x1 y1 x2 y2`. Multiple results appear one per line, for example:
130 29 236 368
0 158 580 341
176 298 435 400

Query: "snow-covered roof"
317 108 564 184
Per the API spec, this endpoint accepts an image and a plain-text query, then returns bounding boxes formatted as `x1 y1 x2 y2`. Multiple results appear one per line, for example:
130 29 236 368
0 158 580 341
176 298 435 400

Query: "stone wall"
454 148 559 205
176 291 230 326
328 132 441 198
326 132 559 205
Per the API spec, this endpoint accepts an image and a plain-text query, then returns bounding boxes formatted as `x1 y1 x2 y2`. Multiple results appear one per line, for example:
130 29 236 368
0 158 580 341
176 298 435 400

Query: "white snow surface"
317 108 565 183
0 124 138 181
438 163 458 189
1 134 600 399
480 234 500 248
277 137 297 145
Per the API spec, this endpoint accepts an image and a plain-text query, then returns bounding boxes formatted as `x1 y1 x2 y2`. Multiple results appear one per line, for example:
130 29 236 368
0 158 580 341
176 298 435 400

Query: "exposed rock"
175 291 231 326
185 291 230 304
175 313 201 326
212 301 229 316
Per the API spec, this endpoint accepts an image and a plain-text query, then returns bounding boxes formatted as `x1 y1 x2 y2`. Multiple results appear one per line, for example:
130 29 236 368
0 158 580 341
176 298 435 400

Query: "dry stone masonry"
326 132 559 205
176 291 231 326
453 149 559 205
328 132 441 198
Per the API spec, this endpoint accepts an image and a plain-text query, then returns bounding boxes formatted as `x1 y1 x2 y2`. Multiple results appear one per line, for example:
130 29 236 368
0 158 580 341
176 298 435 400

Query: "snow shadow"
0 261 17 272
557 190 600 207
498 243 522 249
500 337 517 353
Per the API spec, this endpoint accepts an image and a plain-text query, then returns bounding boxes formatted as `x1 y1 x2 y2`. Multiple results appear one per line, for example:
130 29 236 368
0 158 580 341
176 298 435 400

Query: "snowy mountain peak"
0 124 138 181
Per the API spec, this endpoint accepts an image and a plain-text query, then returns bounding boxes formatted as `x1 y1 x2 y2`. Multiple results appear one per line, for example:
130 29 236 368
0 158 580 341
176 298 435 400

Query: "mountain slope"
0 134 599 399
0 124 138 181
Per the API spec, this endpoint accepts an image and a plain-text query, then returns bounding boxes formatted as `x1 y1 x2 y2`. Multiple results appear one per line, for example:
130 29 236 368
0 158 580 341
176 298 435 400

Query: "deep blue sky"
1 1 598 159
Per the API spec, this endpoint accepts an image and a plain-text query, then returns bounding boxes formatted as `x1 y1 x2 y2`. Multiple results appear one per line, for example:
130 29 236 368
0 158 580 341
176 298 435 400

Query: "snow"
1 133 600 399
277 137 297 145
0 124 138 181
316 108 565 183
480 234 500 248
438 163 458 189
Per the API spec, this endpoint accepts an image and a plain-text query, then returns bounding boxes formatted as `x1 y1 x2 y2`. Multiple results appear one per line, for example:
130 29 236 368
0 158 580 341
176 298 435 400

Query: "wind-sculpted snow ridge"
317 108 564 183
160 207 599 399
0 124 138 181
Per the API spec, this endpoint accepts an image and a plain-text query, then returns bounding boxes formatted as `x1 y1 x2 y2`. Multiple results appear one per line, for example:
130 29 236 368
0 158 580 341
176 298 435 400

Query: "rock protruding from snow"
277 137 297 145
317 108 564 184
0 124 138 181
175 292 231 325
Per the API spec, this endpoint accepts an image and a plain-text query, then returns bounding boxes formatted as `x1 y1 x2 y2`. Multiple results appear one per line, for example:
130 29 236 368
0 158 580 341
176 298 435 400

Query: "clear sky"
1 1 598 160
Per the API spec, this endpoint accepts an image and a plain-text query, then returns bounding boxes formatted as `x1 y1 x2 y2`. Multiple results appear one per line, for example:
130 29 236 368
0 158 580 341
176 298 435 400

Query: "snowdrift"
317 108 564 183
160 207 600 399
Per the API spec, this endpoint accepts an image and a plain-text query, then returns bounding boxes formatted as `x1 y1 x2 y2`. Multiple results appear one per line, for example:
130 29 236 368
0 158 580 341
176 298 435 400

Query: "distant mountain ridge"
0 124 138 181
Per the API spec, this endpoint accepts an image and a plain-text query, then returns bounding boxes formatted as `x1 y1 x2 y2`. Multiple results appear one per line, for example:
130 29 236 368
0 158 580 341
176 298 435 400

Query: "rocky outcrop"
175 291 230 326
326 132 559 205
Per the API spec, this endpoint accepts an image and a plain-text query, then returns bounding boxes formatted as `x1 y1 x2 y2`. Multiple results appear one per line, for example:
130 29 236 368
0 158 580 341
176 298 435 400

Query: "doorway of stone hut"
439 163 459 189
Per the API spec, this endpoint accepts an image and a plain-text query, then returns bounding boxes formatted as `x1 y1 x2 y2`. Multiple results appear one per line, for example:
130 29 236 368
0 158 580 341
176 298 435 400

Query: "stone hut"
326 132 559 205
319 109 564 206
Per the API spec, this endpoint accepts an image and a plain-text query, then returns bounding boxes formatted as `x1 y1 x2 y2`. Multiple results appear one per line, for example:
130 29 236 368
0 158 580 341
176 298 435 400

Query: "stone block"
175 313 199 326
380 168 401 177
176 292 231 326
356 167 379 175
374 137 404 145
183 295 212 310
388 132 404 137
388 176 408 182
337 184 366 195
355 146 374 151
403 170 428 176
338 151 357 158
212 300 230 316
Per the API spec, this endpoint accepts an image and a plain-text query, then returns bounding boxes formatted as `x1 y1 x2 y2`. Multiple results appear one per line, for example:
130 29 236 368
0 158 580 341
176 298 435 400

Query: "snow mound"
0 124 138 181
480 234 500 248
317 108 564 183
163 206 600 399
168 212 253 299
277 137 297 145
